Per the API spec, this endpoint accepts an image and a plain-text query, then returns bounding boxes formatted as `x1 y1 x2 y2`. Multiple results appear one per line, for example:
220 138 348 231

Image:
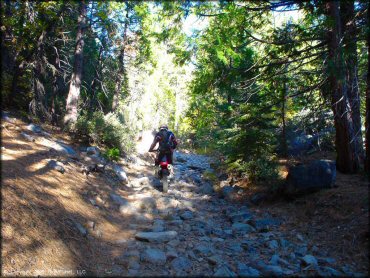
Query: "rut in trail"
112 149 350 277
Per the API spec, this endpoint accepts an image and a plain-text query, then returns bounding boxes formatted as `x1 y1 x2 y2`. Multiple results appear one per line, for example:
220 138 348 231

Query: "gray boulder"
112 164 128 184
285 160 336 194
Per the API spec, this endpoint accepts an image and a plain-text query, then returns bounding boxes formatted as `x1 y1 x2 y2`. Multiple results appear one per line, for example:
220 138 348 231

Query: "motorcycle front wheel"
162 177 168 193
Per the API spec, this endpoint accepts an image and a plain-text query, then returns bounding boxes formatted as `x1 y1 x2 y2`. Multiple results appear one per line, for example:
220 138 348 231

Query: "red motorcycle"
150 149 171 192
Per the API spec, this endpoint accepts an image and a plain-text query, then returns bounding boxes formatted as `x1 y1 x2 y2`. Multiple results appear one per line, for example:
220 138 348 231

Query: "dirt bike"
150 149 171 193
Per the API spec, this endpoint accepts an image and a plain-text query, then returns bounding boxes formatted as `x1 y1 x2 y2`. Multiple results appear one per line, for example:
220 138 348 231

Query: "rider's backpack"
158 129 172 152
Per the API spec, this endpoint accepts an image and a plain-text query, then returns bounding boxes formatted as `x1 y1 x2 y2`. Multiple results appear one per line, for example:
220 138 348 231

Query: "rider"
148 124 178 166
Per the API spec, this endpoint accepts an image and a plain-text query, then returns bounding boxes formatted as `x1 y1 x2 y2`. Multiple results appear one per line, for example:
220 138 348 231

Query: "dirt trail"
1 114 367 277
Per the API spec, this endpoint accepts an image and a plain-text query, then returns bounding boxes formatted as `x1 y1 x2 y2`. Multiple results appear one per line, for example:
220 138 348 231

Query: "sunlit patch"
28 160 49 172
1 153 15 161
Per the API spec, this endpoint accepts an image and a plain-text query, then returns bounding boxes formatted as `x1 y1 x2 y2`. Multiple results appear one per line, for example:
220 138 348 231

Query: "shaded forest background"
1 0 370 181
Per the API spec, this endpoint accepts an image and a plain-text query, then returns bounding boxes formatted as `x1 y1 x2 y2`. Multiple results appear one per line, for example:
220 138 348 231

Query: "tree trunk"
89 44 103 112
112 4 130 112
365 0 370 178
326 1 359 173
281 79 288 158
340 0 364 161
64 0 87 126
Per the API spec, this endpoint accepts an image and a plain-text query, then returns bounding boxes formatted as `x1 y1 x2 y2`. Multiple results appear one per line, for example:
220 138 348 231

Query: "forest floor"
1 112 369 277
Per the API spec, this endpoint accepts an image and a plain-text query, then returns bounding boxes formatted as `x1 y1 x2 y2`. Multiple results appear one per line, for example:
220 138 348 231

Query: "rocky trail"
1 113 367 277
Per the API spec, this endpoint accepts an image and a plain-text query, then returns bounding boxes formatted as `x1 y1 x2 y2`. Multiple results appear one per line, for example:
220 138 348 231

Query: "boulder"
112 164 129 184
285 160 336 195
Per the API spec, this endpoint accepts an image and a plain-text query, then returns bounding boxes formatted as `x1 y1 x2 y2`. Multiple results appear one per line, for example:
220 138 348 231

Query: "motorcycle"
150 149 171 193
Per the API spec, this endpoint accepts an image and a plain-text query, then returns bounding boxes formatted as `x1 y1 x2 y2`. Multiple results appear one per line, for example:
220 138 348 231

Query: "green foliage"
75 111 136 154
226 156 280 185
103 147 120 161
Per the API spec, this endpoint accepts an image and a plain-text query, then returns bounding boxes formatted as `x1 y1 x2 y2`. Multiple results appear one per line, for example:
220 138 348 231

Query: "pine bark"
365 0 370 178
64 0 87 126
340 0 364 161
326 1 359 173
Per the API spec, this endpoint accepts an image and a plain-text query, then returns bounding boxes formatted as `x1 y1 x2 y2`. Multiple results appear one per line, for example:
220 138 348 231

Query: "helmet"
159 124 168 130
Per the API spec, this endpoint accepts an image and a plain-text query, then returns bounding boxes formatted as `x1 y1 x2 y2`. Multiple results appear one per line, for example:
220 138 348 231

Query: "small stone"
207 255 222 265
301 254 318 267
194 244 214 256
166 250 178 260
180 210 194 220
214 265 236 277
167 239 180 247
269 254 280 265
171 257 192 272
141 248 166 265
231 222 256 233
135 231 178 243
237 263 260 277
267 240 279 250
73 221 88 237
110 193 129 206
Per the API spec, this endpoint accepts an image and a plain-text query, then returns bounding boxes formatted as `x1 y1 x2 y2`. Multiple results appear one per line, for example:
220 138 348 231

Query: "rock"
73 221 88 237
38 137 77 156
269 254 280 265
318 266 343 277
112 164 128 184
132 197 157 213
135 231 177 243
26 123 42 133
237 263 260 277
317 257 336 265
231 222 256 233
47 160 65 174
166 250 178 260
141 248 166 265
167 239 180 247
296 245 308 256
87 221 95 230
21 132 35 142
194 244 214 256
87 146 100 156
301 255 318 267
214 265 236 277
257 262 283 276
180 211 194 220
198 182 214 194
249 218 281 231
250 192 268 205
171 257 192 272
207 255 222 265
266 240 279 250
227 242 243 253
132 177 150 188
285 160 336 195
110 193 129 206
229 212 253 223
